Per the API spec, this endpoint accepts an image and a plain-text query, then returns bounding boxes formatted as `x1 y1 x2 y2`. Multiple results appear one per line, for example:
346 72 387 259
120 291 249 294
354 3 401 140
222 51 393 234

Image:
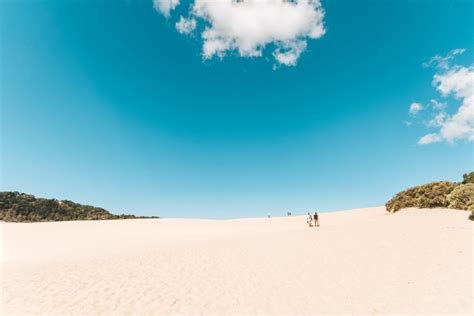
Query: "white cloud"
417 50 474 145
422 48 465 70
430 68 474 143
430 99 447 110
154 0 180 17
426 112 446 127
155 0 326 67
176 16 197 35
409 102 423 115
418 133 441 145
273 41 307 67
433 66 473 99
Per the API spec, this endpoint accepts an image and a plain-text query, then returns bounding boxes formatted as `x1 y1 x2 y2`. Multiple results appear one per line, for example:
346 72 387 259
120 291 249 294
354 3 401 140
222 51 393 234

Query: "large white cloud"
154 0 326 67
414 49 474 145
428 66 474 143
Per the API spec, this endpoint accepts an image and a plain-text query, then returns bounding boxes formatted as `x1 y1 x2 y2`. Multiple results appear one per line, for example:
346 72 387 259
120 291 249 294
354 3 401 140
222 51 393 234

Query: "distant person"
307 212 313 227
268 213 271 219
313 212 319 227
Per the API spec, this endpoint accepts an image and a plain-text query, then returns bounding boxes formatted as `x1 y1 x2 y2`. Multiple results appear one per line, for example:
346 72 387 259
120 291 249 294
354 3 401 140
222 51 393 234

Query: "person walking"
307 212 313 227
313 211 319 227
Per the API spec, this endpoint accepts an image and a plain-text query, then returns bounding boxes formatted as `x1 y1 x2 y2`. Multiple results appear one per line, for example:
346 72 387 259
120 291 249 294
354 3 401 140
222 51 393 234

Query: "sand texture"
1 207 472 314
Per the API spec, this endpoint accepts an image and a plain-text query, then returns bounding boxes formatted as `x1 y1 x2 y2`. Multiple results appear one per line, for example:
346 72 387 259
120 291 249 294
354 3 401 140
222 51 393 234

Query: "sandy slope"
1 207 472 315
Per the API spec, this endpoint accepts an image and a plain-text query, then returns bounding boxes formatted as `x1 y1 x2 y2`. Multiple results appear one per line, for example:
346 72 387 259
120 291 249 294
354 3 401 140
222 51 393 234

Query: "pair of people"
307 212 319 227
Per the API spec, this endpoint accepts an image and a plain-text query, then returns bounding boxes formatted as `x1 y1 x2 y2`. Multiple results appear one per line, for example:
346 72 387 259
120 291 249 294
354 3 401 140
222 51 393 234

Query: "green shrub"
385 181 457 213
462 172 474 184
447 183 474 211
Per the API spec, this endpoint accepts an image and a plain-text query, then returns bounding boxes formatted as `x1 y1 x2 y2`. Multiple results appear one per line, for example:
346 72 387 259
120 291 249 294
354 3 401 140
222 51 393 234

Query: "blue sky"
1 0 473 218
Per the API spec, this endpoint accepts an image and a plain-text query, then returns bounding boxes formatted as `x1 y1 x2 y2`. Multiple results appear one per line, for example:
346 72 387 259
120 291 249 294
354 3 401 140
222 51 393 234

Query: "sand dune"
1 207 472 314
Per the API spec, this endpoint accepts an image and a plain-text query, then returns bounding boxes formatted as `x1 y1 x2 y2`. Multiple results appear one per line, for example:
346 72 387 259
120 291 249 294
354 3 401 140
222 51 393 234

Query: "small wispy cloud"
153 0 180 18
418 133 441 145
422 48 465 70
154 0 326 68
430 99 447 110
409 102 423 115
176 16 197 35
426 112 447 128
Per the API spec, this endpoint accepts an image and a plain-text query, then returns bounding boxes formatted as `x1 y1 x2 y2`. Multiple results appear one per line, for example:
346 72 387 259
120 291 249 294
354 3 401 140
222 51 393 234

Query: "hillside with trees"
0 192 159 222
385 172 474 216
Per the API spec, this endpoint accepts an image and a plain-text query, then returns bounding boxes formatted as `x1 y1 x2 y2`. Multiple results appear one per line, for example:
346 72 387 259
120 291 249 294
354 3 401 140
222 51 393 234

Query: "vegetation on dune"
385 181 457 213
385 172 474 214
0 192 159 222
447 184 474 211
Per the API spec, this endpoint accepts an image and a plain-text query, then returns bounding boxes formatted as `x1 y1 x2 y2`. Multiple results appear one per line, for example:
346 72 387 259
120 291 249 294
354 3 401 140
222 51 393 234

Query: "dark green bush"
385 181 457 212
462 172 474 184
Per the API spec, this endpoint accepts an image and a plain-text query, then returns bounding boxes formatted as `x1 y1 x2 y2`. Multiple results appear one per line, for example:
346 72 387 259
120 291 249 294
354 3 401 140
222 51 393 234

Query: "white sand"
1 207 472 314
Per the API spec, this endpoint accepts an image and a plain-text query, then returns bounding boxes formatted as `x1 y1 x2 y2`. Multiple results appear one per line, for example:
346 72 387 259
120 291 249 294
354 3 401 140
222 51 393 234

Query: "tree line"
0 192 159 222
